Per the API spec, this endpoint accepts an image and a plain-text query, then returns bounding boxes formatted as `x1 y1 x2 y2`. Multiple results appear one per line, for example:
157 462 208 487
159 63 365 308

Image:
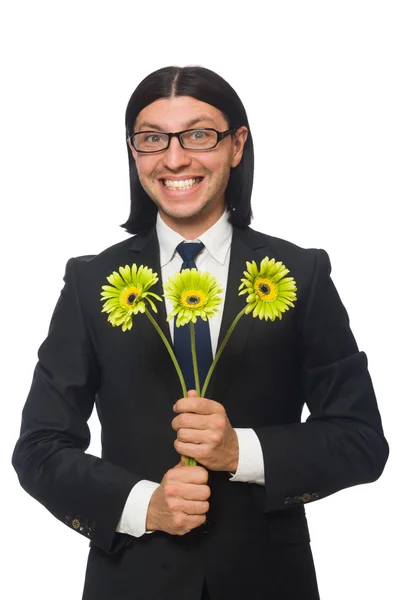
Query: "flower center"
120 285 142 308
254 277 277 301
181 289 207 309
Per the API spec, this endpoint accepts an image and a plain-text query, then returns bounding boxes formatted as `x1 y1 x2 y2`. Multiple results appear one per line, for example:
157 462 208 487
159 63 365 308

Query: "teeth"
163 177 202 190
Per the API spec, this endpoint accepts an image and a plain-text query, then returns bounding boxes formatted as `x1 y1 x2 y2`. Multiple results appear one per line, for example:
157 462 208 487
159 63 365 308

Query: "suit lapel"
128 228 183 403
208 227 268 400
126 224 268 402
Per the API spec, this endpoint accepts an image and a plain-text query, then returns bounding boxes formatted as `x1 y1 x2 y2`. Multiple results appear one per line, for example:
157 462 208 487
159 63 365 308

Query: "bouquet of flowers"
100 257 297 465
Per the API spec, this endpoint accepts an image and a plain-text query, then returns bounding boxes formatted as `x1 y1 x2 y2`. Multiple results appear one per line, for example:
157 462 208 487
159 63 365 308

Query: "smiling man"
129 96 246 238
12 66 388 600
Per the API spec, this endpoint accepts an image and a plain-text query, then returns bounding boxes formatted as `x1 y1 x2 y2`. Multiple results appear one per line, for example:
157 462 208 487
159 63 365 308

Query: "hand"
172 390 239 472
146 457 210 535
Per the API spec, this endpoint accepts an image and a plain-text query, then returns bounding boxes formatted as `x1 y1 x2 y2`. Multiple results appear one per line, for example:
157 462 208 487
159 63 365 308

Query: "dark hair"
120 65 254 234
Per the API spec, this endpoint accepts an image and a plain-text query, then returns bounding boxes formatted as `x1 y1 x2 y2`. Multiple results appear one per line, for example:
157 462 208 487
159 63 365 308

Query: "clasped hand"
171 390 239 472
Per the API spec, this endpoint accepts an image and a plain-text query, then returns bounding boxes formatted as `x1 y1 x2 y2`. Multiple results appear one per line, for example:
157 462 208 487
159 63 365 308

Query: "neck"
159 205 226 240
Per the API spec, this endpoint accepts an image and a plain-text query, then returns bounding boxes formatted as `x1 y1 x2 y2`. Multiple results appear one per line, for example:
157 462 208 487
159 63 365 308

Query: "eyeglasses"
128 127 237 153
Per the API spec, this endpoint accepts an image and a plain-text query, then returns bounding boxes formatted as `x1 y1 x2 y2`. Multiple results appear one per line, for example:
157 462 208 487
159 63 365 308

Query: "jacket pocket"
265 507 311 545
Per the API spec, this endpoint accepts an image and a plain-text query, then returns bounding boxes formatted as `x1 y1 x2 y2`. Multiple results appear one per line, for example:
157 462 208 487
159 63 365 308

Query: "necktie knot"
176 242 204 269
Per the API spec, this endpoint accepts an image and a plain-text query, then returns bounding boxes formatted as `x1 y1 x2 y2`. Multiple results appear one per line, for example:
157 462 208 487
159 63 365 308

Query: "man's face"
129 96 248 227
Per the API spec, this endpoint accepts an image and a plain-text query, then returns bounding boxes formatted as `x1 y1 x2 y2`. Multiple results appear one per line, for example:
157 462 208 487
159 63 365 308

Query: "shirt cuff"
116 480 160 537
229 428 265 485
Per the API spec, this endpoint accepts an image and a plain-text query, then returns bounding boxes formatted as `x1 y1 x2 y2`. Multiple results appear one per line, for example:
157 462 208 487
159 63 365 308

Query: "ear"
231 126 249 168
128 138 137 161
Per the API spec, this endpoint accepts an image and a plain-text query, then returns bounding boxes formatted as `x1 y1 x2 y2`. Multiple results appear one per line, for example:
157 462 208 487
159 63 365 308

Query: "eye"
189 130 208 140
145 134 162 143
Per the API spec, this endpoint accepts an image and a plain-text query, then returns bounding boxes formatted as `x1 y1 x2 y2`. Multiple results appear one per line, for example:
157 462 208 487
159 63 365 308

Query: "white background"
1 1 396 598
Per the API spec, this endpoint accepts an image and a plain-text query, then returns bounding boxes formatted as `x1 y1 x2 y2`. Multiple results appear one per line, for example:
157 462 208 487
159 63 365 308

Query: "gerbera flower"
164 269 223 327
100 264 162 331
238 257 297 321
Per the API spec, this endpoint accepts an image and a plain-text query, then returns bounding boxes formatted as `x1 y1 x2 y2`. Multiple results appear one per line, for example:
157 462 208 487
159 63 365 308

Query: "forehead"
134 96 228 131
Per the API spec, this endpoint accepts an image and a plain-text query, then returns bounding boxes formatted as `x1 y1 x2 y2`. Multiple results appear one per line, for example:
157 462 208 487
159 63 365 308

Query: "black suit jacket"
12 225 389 600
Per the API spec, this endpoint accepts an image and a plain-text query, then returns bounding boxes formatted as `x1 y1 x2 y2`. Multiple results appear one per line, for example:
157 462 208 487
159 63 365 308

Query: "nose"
162 135 192 170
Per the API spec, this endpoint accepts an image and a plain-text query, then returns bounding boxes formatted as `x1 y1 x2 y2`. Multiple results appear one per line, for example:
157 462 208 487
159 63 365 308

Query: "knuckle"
164 483 176 497
215 415 225 429
201 448 211 459
177 428 186 441
172 513 184 528
167 498 179 511
179 415 188 427
165 468 178 480
198 467 209 481
210 431 221 444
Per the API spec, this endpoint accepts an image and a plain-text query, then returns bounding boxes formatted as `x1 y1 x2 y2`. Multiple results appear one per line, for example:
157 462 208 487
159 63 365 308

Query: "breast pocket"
241 310 298 355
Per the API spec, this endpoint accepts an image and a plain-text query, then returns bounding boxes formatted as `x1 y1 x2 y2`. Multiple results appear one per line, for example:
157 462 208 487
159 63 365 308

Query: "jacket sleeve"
252 248 389 513
12 257 140 553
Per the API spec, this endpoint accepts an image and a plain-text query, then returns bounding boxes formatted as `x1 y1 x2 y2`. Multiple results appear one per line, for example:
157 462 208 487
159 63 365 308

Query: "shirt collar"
156 209 233 267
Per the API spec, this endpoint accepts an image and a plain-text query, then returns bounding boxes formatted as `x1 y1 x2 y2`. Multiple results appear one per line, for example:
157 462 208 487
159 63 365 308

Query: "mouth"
159 176 205 195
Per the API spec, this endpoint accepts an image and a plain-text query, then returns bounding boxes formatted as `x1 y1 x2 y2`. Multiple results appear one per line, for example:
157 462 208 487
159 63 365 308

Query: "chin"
162 207 203 221
158 198 212 220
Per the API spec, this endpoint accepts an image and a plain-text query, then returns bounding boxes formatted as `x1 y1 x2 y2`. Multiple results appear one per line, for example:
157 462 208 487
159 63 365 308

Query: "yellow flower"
238 257 297 321
164 269 223 327
100 264 162 331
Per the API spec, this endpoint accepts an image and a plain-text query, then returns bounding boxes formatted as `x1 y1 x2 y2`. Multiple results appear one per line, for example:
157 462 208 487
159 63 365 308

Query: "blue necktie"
173 242 213 393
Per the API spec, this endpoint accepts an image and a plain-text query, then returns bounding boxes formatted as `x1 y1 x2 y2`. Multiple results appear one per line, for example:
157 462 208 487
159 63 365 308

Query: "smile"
160 177 205 195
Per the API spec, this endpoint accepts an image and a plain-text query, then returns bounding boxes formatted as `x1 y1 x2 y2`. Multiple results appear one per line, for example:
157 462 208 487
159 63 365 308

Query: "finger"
175 513 206 533
171 414 209 431
174 439 208 459
180 499 210 515
179 483 211 501
173 397 221 415
177 428 208 444
176 465 208 484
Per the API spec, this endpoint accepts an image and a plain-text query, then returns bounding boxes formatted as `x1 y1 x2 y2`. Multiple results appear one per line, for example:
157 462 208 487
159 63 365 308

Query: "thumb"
187 389 197 397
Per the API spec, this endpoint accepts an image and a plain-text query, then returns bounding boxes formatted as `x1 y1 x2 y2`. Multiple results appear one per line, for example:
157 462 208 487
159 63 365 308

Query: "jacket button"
72 519 80 529
301 493 312 503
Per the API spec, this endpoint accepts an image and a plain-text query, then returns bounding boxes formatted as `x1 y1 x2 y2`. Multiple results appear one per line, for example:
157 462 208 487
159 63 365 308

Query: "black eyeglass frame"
128 127 238 153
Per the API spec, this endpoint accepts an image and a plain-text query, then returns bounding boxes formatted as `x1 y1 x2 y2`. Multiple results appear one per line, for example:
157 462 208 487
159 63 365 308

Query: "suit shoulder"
62 233 151 288
244 225 325 258
72 235 137 266
245 225 305 252
241 226 331 281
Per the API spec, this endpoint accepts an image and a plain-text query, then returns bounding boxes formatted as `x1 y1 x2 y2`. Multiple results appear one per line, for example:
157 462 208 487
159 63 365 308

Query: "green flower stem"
144 310 187 398
145 311 195 466
190 321 200 396
187 321 199 467
200 307 247 398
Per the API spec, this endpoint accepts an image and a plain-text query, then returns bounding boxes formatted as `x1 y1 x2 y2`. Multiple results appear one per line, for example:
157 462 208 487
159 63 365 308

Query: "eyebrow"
136 115 218 131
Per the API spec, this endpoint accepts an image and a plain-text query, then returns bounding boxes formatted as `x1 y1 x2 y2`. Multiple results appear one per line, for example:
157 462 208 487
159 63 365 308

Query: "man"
12 66 389 600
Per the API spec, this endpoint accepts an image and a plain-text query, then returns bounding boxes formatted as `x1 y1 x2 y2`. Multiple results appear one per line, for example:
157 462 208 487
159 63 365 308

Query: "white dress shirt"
117 209 265 538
